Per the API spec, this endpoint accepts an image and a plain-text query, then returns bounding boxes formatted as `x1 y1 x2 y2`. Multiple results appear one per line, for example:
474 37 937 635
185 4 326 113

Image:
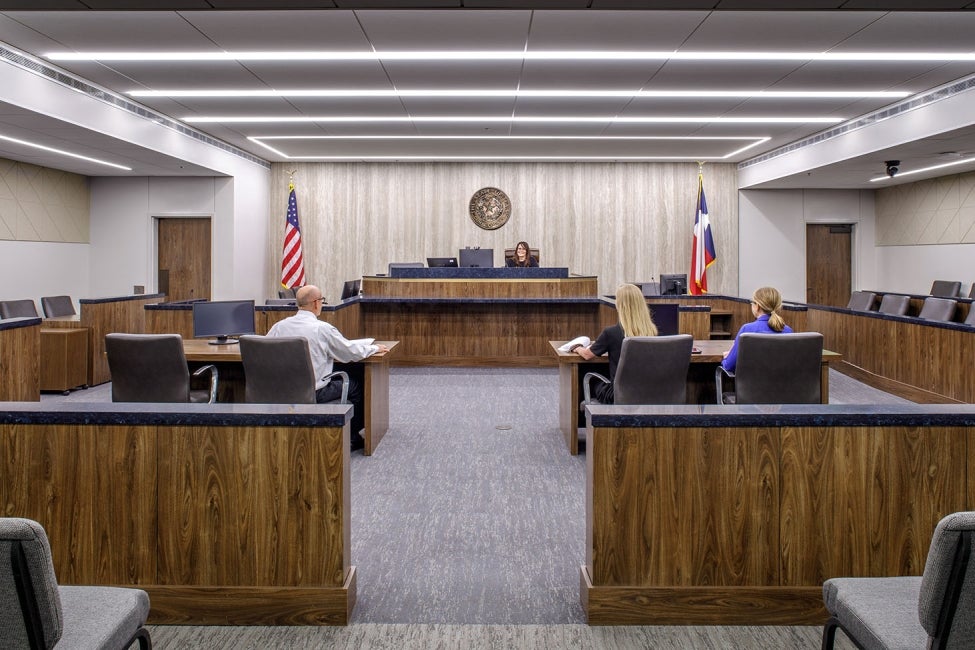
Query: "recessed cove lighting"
0 134 131 171
127 88 910 100
186 115 841 125
47 50 975 63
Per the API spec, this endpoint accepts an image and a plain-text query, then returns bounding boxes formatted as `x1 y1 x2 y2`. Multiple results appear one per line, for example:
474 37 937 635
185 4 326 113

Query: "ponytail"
752 286 787 332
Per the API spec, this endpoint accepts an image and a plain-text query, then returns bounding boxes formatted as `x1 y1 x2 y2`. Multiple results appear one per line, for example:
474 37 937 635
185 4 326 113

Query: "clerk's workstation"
4 6 975 648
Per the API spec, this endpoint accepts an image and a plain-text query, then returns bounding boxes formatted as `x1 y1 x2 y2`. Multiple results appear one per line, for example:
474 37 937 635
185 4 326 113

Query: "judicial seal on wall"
469 187 511 230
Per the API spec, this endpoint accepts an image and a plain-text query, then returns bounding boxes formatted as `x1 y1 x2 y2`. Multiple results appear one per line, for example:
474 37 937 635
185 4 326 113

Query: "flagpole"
286 168 297 191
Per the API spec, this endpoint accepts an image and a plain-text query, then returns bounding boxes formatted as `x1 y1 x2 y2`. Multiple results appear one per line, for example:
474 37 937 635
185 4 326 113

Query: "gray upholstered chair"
715 332 823 404
0 299 39 319
878 294 911 316
105 333 217 403
278 287 297 299
919 297 957 322
930 280 961 298
40 295 76 318
846 291 877 311
238 335 348 404
264 298 297 306
583 335 693 405
965 307 975 327
822 511 975 650
0 517 151 650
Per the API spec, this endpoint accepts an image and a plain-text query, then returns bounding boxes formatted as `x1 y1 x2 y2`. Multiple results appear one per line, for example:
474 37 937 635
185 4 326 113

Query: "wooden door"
158 218 211 302
806 224 851 308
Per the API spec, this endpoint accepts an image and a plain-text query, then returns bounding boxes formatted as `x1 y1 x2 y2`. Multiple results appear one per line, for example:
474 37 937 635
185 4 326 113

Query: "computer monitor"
340 279 361 300
192 299 256 345
427 257 458 268
459 248 493 268
659 273 688 296
649 303 680 336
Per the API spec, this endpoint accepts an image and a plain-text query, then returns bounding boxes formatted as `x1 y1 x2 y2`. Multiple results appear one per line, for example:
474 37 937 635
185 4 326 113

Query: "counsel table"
182 339 398 456
550 339 842 455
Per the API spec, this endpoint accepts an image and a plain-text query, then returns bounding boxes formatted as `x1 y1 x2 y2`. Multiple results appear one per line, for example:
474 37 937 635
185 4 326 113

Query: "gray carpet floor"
44 367 885 648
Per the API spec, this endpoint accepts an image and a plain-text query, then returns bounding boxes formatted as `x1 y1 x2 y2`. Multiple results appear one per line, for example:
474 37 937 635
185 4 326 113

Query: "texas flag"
690 173 716 295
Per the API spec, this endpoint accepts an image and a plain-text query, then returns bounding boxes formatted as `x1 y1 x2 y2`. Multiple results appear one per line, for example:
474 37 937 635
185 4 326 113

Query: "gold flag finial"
697 161 706 174
286 168 297 190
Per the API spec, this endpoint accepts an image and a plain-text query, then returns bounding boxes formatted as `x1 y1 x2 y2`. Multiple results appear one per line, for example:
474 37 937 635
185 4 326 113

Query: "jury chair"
822 511 975 650
105 333 218 403
846 290 877 311
965 307 975 327
40 295 76 318
0 517 152 650
715 332 823 404
238 335 349 404
919 297 957 322
0 299 39 319
930 280 962 298
583 335 693 405
878 294 911 316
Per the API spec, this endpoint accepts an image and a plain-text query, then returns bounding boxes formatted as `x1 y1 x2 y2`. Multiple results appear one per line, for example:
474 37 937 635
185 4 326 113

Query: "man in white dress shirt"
268 284 389 450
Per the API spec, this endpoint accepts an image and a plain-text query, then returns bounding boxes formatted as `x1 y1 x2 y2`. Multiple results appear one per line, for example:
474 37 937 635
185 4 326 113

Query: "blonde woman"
576 283 658 403
721 286 792 373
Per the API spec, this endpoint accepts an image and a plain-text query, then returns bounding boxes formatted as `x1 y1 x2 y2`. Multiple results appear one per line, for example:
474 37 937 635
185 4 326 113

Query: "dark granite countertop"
379 268 577 279
80 293 165 304
0 316 42 331
0 402 351 427
586 403 975 428
358 296 606 305
804 302 975 332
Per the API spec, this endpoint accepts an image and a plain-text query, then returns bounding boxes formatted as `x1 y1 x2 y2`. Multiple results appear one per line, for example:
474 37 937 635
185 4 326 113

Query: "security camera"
885 160 900 177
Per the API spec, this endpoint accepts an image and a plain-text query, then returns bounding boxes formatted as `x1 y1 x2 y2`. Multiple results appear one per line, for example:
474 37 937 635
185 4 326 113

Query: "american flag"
281 182 306 289
690 172 716 295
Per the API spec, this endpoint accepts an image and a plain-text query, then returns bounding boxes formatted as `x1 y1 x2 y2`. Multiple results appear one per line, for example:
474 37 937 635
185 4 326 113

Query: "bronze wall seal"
469 187 511 230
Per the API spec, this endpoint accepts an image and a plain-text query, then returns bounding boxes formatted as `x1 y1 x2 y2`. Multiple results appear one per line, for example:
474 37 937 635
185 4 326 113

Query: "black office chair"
715 332 823 404
878 294 910 316
0 299 39 319
846 291 876 311
584 335 693 405
930 280 961 298
239 335 348 404
918 297 957 322
40 295 76 318
105 333 217 403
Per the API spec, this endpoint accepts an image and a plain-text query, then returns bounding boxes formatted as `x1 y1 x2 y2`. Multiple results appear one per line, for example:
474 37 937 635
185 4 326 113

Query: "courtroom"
2 2 975 649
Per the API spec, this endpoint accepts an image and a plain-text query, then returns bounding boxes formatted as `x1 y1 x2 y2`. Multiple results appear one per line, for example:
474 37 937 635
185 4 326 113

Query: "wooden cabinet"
709 310 733 339
40 328 88 393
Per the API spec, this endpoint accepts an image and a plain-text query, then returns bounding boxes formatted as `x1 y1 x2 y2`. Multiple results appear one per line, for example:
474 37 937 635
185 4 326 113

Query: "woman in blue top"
721 286 792 373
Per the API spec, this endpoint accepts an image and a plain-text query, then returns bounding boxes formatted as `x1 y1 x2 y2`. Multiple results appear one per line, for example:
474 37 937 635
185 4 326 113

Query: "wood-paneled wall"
269 162 739 302
0 415 354 625
584 419 972 625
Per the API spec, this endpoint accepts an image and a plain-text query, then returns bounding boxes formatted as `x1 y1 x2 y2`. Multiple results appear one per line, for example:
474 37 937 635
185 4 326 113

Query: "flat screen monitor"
659 273 688 296
192 299 256 345
459 248 493 268
649 303 680 336
427 257 458 268
340 279 361 300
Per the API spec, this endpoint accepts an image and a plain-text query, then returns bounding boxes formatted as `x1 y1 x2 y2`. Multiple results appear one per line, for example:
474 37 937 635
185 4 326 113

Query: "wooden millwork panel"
0 414 354 625
81 295 164 386
0 322 39 401
0 424 157 584
156 424 349 589
584 420 971 625
587 425 779 588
